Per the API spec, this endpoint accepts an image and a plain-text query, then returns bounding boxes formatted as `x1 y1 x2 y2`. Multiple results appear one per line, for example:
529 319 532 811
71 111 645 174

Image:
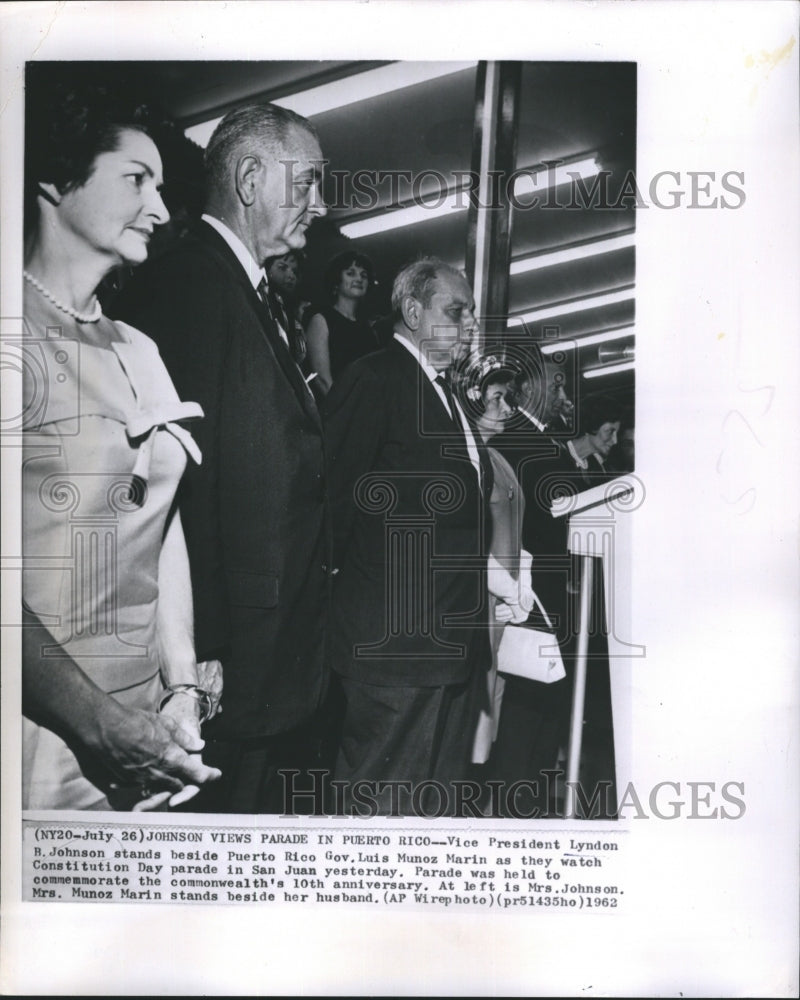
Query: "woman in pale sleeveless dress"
22 82 221 810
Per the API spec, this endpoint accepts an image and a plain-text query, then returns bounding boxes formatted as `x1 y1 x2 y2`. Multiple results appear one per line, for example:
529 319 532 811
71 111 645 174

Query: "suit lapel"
389 340 459 434
389 341 479 489
196 221 321 428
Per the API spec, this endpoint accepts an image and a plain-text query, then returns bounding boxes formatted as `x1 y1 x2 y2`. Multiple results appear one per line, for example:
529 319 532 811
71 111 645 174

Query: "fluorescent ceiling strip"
510 231 635 275
185 61 478 147
511 157 599 200
583 360 635 379
339 156 601 239
540 327 635 353
340 190 464 239
508 287 635 325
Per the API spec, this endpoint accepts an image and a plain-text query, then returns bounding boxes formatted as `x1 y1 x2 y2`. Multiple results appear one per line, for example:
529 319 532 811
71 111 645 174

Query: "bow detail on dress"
126 401 204 480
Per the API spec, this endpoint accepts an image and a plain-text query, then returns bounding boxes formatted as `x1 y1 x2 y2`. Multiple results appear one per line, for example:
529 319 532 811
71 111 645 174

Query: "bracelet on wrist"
158 683 212 724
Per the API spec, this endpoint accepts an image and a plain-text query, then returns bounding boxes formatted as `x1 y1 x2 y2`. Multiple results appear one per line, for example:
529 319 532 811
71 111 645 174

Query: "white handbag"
496 594 567 684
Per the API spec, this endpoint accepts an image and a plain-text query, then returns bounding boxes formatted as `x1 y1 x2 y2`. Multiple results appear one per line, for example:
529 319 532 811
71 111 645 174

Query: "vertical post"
565 554 594 819
465 61 521 350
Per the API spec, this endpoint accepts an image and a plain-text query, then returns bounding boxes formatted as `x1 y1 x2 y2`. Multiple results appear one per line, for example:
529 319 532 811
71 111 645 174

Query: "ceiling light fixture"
508 286 635 326
539 326 635 353
339 156 601 239
509 230 635 275
185 61 479 147
582 359 636 379
339 190 465 239
511 157 600 201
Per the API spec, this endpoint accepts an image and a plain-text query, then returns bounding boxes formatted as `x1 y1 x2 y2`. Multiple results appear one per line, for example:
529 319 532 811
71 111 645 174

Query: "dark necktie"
435 372 494 497
257 278 289 348
257 278 313 399
434 371 459 425
268 289 307 365
269 289 290 339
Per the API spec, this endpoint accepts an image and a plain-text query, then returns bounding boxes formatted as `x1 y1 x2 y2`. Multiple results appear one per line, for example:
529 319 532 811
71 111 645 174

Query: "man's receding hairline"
422 268 469 301
273 123 321 156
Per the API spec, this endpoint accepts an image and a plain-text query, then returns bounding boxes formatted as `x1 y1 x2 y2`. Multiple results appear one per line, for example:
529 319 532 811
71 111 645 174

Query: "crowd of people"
21 81 632 816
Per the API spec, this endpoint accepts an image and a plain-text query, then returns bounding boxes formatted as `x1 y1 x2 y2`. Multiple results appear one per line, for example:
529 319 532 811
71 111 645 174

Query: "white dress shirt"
566 439 589 470
518 405 547 433
201 214 265 289
201 214 290 348
393 333 482 484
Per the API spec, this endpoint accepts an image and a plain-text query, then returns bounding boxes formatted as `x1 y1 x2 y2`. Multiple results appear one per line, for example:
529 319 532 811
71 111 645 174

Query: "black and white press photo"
18 58 638 820
1 3 797 997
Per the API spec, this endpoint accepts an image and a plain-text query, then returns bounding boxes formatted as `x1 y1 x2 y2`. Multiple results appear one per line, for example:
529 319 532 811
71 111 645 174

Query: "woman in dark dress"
304 251 378 395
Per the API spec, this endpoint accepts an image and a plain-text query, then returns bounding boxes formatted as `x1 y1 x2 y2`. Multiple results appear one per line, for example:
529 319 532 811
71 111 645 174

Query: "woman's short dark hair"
325 251 374 298
25 78 165 230
265 249 306 274
577 393 625 436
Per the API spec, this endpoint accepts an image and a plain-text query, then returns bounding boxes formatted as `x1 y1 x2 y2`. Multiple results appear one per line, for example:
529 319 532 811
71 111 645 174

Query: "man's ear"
37 182 62 206
401 295 421 331
234 154 262 207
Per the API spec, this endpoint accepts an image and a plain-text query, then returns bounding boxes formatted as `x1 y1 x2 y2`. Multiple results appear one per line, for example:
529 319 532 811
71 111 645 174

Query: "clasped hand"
494 583 536 626
135 657 224 809
101 690 221 812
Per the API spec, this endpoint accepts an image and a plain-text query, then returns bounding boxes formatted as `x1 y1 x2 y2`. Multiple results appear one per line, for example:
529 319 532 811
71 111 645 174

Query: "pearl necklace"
24 270 102 324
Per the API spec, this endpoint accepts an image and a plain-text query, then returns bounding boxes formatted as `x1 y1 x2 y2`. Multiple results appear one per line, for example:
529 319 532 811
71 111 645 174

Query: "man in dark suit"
325 258 491 816
488 344 578 636
509 346 576 438
113 104 329 813
489 383 622 815
502 388 622 629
